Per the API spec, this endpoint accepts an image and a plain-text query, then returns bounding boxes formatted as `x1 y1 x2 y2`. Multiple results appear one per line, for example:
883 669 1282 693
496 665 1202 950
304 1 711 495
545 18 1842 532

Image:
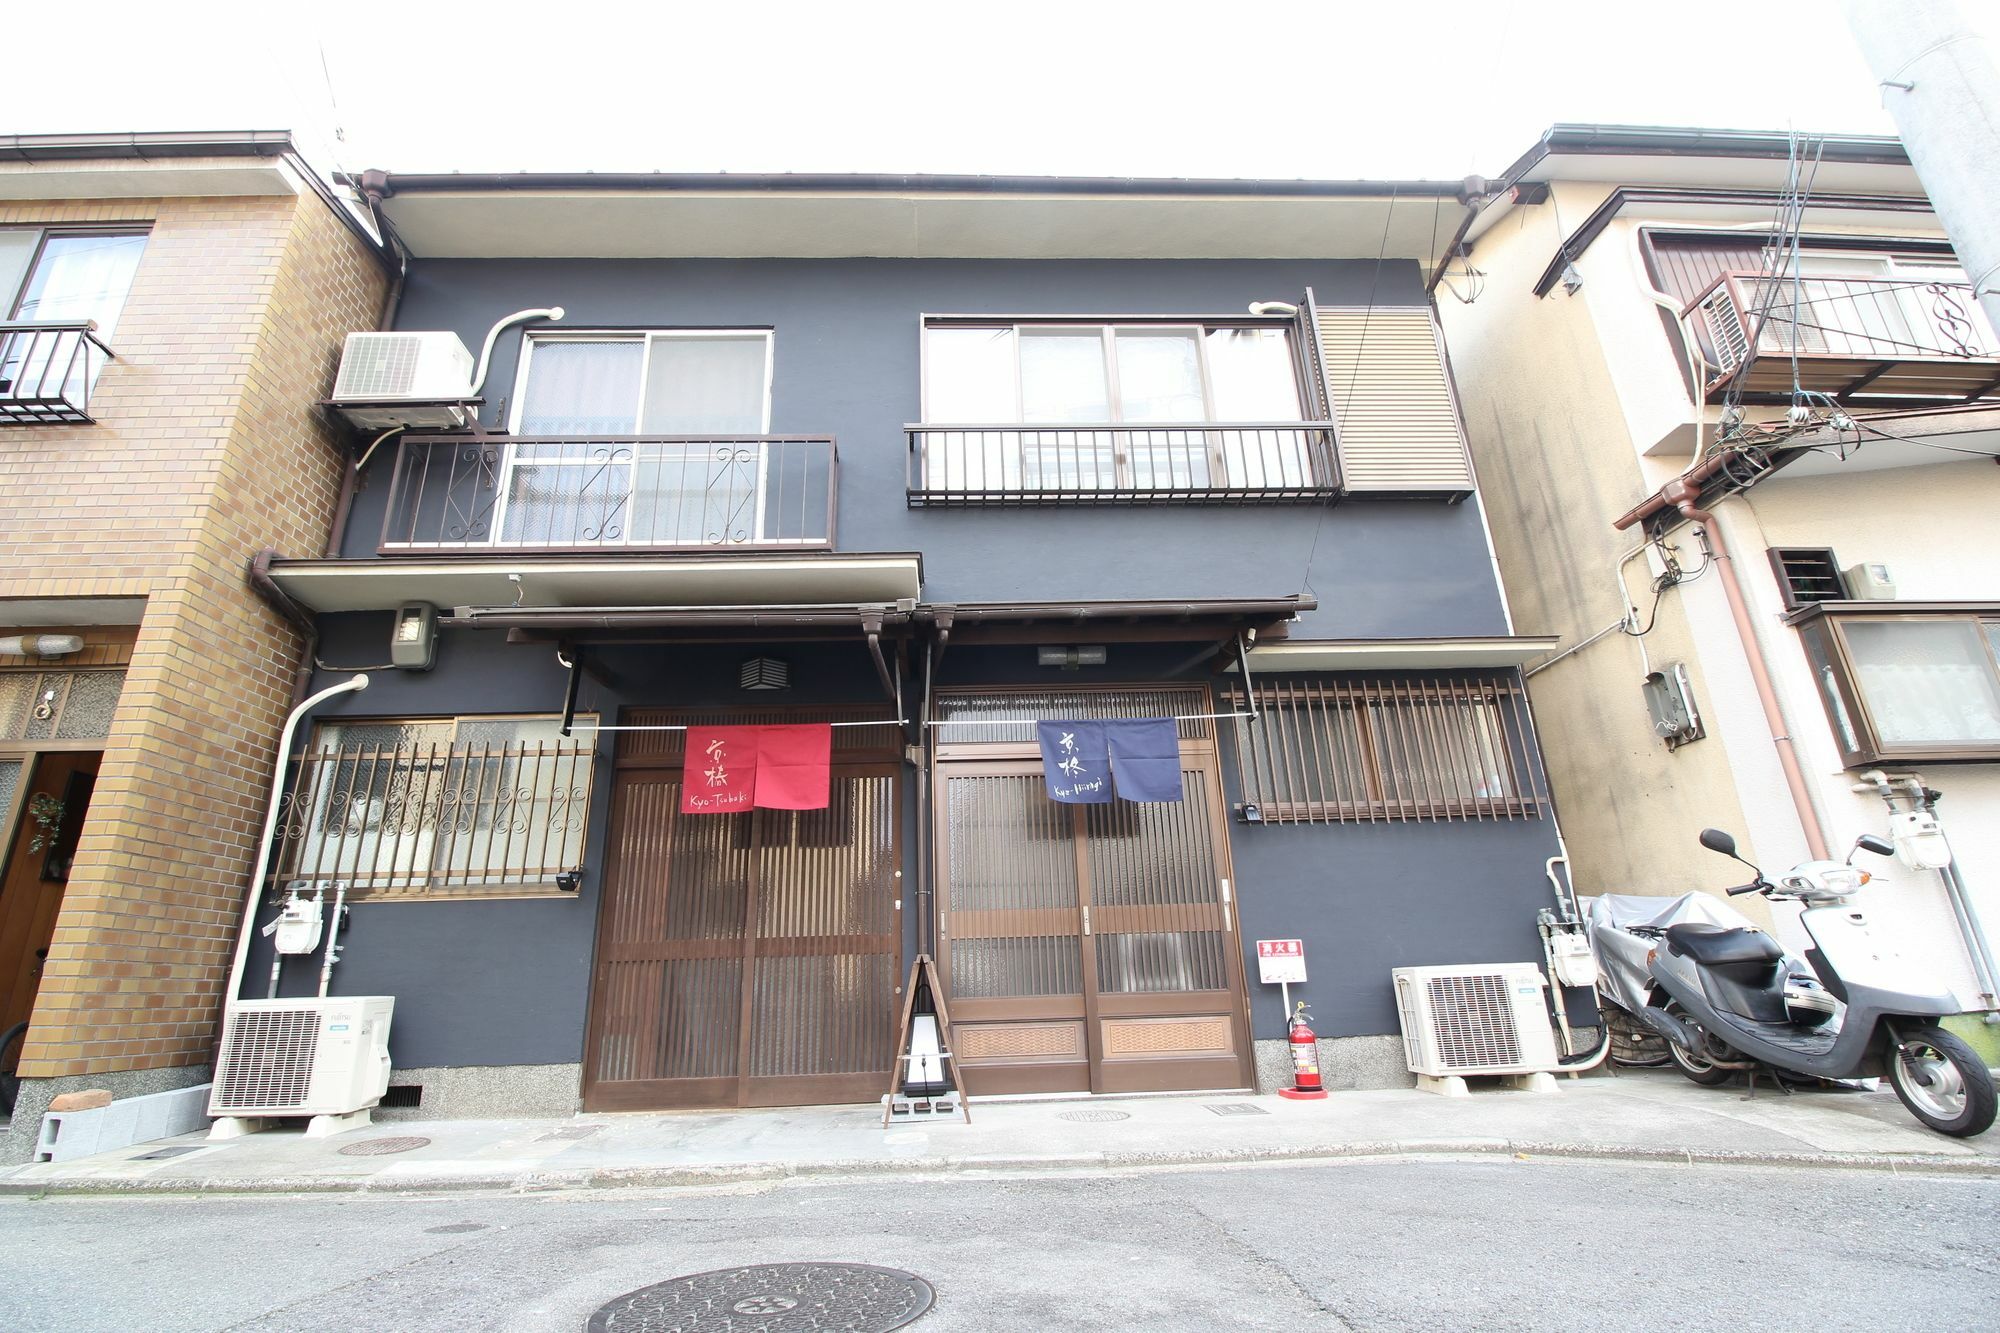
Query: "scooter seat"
1664 923 1783 969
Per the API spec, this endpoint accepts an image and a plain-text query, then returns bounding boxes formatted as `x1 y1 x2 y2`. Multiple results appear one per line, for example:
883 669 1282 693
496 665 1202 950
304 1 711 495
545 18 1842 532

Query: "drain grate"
131 1145 203 1161
587 1263 934 1332
538 1125 605 1142
1057 1109 1131 1123
337 1136 432 1157
1204 1103 1269 1117
425 1222 489 1235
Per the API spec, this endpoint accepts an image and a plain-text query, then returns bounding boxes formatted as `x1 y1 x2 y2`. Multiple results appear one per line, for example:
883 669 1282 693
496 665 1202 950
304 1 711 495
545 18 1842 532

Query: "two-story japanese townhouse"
0 131 392 1158
1442 125 2000 1050
243 167 1578 1118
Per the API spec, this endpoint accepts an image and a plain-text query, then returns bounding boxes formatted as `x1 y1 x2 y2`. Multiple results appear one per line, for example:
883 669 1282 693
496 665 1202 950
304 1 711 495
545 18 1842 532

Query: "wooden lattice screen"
1221 674 1549 823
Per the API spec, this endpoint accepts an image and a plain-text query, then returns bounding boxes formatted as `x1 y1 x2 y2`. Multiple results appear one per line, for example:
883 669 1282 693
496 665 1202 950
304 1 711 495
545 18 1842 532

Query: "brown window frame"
270 712 600 902
1220 673 1550 824
1790 602 2000 767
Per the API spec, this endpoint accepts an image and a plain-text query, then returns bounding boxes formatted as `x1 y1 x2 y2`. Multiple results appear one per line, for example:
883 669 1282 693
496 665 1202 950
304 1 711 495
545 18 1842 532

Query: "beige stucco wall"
1438 188 1764 911
1444 182 1998 1005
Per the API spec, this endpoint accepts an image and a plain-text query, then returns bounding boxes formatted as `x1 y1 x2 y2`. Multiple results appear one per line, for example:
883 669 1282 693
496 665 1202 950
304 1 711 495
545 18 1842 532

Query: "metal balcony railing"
0 321 116 424
380 435 838 553
1683 271 2000 402
905 422 1341 506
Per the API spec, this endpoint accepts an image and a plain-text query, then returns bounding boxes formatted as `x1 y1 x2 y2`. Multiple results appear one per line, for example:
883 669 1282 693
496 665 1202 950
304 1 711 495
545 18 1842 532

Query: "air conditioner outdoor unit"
208 997 394 1121
329 331 476 430
1392 963 1560 1083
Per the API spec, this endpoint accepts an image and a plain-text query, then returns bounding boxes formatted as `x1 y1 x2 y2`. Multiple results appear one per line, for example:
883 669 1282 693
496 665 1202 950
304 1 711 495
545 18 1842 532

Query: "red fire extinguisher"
1278 1000 1328 1101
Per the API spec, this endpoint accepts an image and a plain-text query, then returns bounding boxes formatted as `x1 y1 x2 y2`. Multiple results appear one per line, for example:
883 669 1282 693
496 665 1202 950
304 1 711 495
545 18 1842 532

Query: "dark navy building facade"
249 176 1571 1113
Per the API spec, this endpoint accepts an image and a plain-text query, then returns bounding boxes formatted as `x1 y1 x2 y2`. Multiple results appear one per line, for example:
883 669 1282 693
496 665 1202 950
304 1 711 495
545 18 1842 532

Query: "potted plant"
26 792 67 880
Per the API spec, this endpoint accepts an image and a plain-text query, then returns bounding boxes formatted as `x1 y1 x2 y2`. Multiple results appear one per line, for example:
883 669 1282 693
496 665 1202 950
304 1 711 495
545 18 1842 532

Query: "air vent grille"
1424 973 1523 1070
214 1007 321 1110
1768 547 1846 608
333 334 423 398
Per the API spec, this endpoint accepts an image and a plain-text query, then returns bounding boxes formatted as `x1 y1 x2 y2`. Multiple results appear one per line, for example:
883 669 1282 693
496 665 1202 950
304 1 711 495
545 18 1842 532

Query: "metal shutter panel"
1316 307 1477 498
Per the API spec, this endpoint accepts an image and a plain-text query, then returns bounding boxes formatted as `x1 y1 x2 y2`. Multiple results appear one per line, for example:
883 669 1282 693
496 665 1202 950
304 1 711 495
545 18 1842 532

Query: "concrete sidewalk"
5 1067 1997 1196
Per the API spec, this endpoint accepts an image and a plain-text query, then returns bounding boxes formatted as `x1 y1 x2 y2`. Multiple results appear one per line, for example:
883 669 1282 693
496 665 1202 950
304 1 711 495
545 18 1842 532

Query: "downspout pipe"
219 673 370 1022
1662 480 1831 861
248 548 322 706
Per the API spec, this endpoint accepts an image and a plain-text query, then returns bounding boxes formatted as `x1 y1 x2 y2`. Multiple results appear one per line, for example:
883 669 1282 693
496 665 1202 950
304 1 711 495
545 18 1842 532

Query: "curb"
6 1138 1999 1197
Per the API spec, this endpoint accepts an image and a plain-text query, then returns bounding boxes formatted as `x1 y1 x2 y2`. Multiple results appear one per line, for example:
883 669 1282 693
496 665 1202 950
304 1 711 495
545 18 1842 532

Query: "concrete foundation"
1254 1036 1414 1094
372 1064 582 1121
3 1064 211 1165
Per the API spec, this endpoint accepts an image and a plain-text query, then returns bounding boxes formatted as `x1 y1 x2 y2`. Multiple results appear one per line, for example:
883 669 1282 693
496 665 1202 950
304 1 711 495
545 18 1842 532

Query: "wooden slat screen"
1222 674 1549 823
1316 307 1477 498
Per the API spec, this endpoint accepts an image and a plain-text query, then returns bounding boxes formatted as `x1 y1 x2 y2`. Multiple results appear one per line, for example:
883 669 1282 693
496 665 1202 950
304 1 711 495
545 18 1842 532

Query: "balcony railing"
0 321 116 424
906 422 1340 506
380 435 837 553
1683 271 2000 402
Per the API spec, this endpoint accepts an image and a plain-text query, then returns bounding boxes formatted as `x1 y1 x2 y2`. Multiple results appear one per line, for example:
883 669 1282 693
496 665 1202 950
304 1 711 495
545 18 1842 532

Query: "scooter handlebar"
1726 879 1766 896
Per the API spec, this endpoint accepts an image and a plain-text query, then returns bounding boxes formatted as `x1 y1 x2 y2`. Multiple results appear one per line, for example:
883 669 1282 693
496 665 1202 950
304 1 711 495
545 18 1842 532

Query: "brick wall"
3 189 389 1078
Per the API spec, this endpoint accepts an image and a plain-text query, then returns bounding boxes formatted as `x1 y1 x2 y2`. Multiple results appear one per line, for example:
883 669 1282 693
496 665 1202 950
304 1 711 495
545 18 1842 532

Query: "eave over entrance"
263 553 924 614
1227 635 1559 671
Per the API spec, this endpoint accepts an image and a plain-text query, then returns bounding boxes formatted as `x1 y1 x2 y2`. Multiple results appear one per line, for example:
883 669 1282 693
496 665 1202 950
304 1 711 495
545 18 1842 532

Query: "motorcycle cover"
1584 892 1811 1016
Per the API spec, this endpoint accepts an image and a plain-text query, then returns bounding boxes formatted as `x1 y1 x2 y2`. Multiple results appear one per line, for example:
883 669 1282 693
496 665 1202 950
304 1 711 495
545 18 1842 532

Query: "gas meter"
262 890 325 955
1889 808 1953 871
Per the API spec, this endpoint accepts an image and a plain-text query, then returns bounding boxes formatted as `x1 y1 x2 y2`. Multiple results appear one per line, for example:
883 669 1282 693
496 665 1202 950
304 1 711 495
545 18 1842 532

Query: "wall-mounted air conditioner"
208 996 394 1121
329 332 475 430
1392 963 1560 1083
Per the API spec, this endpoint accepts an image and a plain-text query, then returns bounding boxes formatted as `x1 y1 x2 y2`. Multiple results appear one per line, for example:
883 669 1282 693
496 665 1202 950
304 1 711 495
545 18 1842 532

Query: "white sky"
6 1 1991 182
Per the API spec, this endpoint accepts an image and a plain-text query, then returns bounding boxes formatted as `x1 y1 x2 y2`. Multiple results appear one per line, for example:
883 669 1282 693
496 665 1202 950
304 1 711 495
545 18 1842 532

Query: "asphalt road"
3 1158 1996 1331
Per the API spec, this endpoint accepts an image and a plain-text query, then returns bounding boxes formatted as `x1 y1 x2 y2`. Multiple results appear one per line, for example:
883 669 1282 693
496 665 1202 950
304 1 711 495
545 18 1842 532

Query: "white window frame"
500 329 776 547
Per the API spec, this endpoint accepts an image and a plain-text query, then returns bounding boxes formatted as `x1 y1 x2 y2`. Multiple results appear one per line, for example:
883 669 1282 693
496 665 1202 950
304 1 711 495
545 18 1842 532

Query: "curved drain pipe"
219 673 371 1016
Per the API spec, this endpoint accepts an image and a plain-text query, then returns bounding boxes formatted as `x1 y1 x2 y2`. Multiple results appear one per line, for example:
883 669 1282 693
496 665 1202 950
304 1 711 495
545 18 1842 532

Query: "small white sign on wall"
1256 938 1307 985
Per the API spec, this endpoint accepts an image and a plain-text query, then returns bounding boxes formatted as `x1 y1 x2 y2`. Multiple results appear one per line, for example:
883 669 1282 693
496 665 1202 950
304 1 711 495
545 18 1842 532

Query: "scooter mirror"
1855 833 1895 858
1698 827 1739 858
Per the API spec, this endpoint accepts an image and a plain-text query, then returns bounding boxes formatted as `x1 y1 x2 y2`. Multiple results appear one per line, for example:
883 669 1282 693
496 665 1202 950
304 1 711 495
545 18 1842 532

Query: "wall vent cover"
1769 547 1847 608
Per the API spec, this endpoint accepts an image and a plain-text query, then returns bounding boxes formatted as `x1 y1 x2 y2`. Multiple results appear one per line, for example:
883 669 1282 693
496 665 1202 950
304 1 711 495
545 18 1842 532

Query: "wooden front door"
935 745 1252 1096
0 752 99 1042
582 761 902 1111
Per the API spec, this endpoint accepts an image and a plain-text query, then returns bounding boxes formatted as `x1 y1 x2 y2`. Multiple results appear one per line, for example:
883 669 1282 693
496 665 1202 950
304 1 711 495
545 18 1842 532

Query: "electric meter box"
1844 562 1896 600
1642 663 1704 749
390 602 438 670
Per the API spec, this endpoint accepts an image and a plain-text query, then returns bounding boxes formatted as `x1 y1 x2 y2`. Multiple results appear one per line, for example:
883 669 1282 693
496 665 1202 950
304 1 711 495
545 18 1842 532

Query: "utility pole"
1842 0 2000 335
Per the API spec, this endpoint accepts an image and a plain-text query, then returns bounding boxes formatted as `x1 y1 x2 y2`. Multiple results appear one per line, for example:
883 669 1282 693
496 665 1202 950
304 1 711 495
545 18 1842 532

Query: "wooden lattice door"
583 759 901 1111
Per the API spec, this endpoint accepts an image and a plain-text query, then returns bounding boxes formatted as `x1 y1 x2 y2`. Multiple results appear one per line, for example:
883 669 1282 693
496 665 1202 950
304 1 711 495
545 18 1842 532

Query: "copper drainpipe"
1659 478 1830 861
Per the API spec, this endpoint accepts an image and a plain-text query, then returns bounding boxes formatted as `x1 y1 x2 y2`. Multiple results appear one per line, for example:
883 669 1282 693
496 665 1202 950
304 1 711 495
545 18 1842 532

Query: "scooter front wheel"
1887 1025 1997 1138
1664 1003 1737 1086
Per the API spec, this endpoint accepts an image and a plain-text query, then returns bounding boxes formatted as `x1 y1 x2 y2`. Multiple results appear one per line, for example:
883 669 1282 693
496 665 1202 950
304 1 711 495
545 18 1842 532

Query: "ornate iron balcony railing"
380 434 838 552
0 321 116 424
1683 271 2000 402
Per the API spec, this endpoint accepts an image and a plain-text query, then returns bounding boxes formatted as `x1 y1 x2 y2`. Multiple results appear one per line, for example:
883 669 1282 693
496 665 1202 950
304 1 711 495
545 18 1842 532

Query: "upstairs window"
0 229 147 423
513 331 772 435
916 318 1324 498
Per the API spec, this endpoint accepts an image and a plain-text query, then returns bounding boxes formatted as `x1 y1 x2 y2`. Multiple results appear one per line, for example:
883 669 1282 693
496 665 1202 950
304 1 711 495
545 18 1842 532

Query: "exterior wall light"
1037 646 1107 670
0 634 84 657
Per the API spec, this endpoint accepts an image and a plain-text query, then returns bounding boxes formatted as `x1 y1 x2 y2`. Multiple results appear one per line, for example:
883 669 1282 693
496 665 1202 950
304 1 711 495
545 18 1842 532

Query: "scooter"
1634 827 1996 1137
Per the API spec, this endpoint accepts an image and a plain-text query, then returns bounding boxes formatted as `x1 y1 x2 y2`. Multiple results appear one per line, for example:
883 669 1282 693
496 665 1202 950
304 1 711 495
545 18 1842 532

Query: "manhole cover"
1204 1103 1269 1117
539 1125 605 1142
1057 1109 1131 1123
131 1145 202 1161
426 1222 489 1235
337 1136 432 1157
587 1263 934 1332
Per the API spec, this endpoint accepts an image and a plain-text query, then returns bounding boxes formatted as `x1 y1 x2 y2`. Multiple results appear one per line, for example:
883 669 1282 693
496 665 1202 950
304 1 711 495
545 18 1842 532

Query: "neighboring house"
1441 125 2000 1027
242 168 1576 1118
0 132 391 1155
